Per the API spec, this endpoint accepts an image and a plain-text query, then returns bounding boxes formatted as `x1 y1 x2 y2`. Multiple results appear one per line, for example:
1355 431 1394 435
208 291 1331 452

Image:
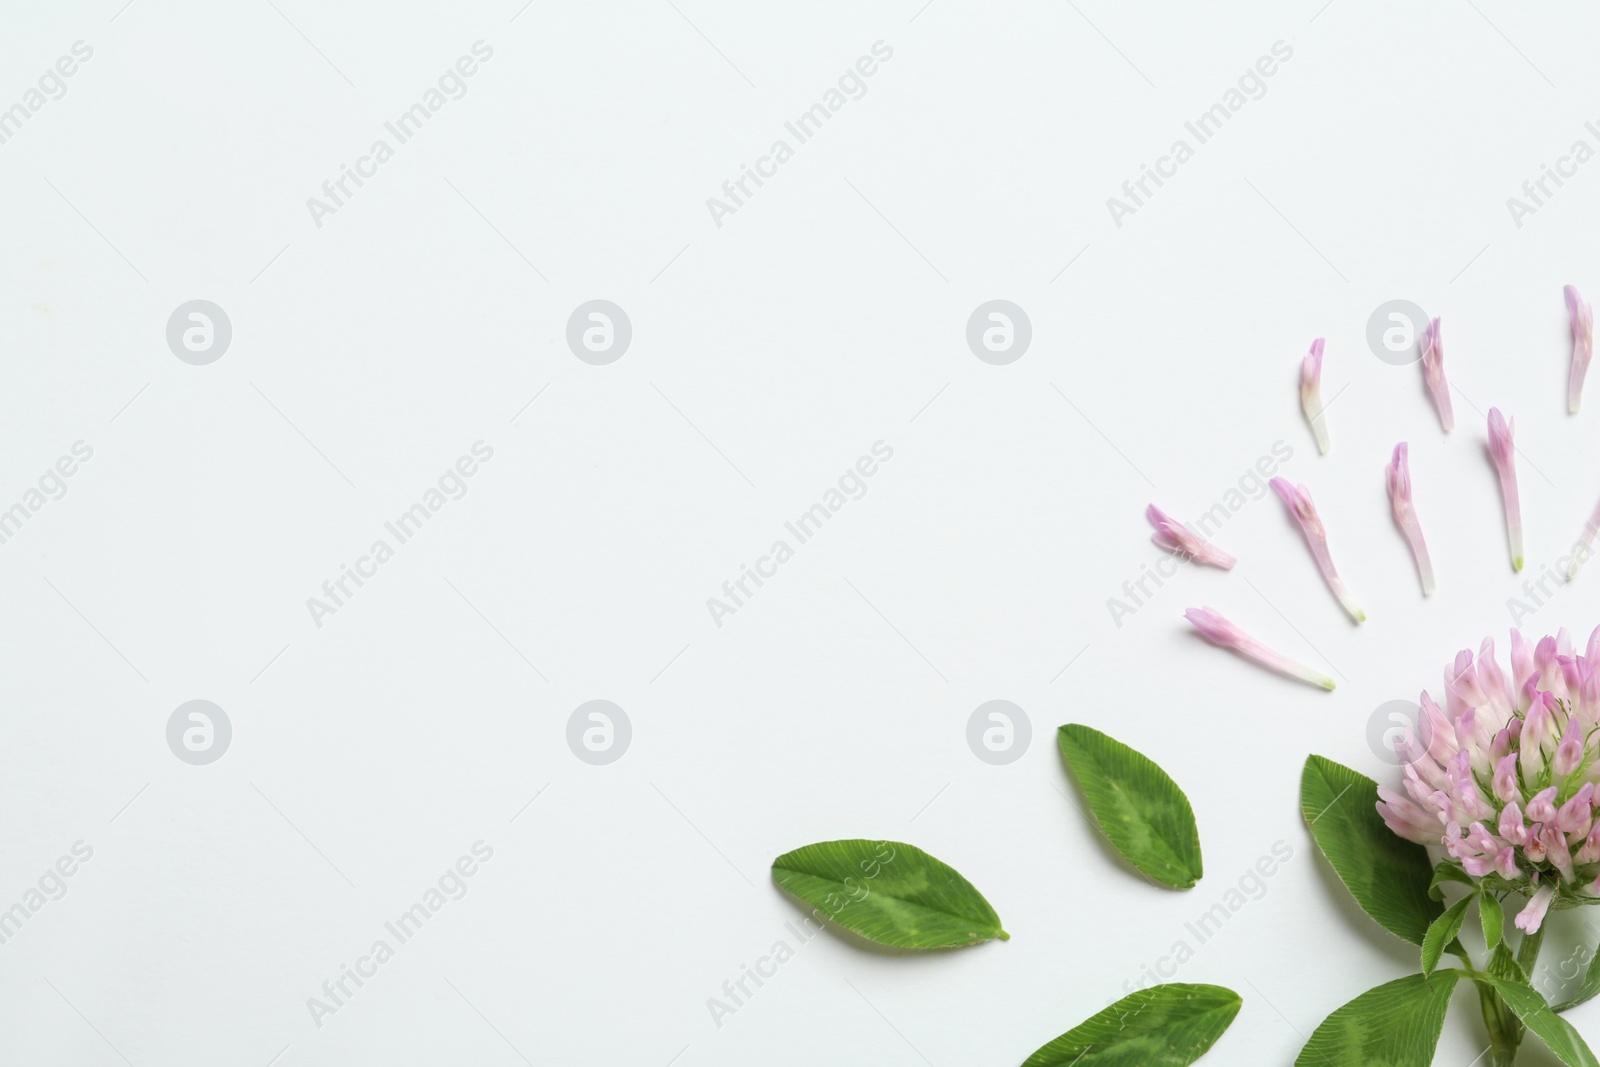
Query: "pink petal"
1146 504 1236 569
1269 478 1365 623
1487 408 1524 572
1420 317 1455 432
1386 443 1434 595
1183 606 1335 690
1300 338 1330 454
1568 285 1593 415
1515 884 1556 935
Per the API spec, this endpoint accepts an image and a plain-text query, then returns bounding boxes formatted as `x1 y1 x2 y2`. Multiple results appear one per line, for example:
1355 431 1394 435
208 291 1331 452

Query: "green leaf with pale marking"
1294 972 1460 1066
770 840 1006 949
1554 942 1600 1012
1057 725 1202 889
1301 755 1442 944
1480 895 1504 951
1421 894 1472 974
1020 983 1241 1067
1482 975 1600 1067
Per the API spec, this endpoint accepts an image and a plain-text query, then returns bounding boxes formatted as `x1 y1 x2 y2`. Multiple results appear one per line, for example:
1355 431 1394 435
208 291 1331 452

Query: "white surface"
2 0 1600 1063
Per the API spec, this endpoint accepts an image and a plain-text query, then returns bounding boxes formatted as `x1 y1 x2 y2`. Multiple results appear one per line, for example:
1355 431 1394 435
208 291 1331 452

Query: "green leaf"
1480 895 1504 951
1300 755 1442 944
1057 725 1203 889
1294 972 1460 1066
1020 983 1241 1067
1481 976 1600 1067
1486 941 1527 983
1429 861 1474 901
770 840 1006 950
1422 894 1473 975
1553 942 1600 1012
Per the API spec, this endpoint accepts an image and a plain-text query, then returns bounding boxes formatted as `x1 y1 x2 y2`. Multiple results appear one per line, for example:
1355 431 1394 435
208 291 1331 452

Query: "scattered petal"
1488 408 1524 572
1300 337 1330 454
1270 477 1366 622
1568 285 1593 415
1386 443 1435 596
1146 504 1235 569
1184 606 1335 690
1420 317 1455 433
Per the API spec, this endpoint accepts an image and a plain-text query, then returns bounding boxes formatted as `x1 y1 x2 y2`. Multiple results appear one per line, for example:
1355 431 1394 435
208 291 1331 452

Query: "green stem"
1475 982 1520 1066
1471 927 1546 1066
1517 925 1545 977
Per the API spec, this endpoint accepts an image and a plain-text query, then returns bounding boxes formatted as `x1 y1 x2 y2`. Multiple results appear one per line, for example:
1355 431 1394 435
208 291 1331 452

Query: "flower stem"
1473 930 1544 1066
1517 926 1545 977
1475 981 1521 1066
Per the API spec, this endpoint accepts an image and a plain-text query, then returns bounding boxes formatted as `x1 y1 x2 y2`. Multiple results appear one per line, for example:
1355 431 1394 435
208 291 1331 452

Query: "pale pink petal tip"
1386 443 1435 596
1300 338 1330 454
1146 505 1235 569
1419 317 1455 433
1184 606 1336 690
1567 285 1593 415
1487 407 1524 572
1269 477 1366 622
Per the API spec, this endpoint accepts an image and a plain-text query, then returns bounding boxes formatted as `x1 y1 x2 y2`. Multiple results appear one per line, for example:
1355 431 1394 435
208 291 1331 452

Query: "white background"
2 0 1600 1063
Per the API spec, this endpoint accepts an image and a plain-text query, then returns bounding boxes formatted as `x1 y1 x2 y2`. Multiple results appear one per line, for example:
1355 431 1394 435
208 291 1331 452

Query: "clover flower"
1146 504 1235 569
1270 477 1366 623
1487 407 1523 572
1300 338 1330 454
1419 317 1454 432
1568 285 1593 415
1386 443 1434 596
1184 607 1335 690
1377 629 1600 933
